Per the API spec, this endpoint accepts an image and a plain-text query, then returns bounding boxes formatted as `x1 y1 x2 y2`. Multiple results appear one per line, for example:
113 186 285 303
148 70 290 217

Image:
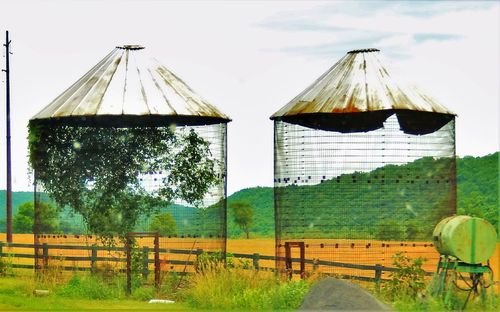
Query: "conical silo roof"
31 45 230 127
271 48 454 134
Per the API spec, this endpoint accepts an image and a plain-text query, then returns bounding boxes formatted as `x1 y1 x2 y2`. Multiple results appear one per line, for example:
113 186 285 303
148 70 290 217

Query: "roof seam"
35 49 117 119
69 50 121 116
132 52 151 115
93 50 124 115
49 50 117 118
122 49 129 115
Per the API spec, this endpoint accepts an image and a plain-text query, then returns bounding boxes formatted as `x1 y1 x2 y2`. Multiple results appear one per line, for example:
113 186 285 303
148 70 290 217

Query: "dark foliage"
28 123 218 240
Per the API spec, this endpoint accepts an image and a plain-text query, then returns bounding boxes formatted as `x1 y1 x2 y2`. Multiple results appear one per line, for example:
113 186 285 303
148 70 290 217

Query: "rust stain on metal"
271 49 454 119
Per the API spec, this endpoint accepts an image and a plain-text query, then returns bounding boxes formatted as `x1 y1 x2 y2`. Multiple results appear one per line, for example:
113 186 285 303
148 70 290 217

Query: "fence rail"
0 241 432 283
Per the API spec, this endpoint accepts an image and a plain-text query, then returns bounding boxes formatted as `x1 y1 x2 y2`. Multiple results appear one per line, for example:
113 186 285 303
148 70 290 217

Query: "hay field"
0 233 222 273
1 233 498 287
230 238 499 282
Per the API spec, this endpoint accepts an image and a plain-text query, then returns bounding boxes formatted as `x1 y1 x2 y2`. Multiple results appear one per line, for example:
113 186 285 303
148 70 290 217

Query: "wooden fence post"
252 253 260 270
125 235 132 295
42 243 49 269
154 234 160 290
90 245 97 273
375 264 382 292
142 246 149 280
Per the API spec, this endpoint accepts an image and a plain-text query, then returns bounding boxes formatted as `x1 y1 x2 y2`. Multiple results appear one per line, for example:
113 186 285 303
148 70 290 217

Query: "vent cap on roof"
116 45 145 50
347 48 380 54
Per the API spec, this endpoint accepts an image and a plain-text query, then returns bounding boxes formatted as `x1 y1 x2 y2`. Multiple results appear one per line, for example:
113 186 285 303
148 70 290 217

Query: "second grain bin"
271 48 456 278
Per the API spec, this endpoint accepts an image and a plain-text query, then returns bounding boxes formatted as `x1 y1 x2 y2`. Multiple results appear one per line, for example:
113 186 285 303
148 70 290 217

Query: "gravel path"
299 278 391 311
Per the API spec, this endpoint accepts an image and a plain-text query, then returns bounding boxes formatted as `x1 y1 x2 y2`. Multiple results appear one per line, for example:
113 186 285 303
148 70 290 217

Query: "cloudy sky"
0 0 498 194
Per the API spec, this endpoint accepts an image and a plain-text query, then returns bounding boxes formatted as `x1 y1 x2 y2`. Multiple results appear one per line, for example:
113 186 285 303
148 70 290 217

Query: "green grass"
378 276 499 312
389 294 499 312
0 275 190 311
186 268 310 310
0 265 311 311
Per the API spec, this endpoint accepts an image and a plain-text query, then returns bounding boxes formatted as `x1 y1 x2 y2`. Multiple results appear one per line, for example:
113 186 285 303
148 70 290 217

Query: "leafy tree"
28 124 219 242
230 201 254 239
149 213 177 236
13 201 59 234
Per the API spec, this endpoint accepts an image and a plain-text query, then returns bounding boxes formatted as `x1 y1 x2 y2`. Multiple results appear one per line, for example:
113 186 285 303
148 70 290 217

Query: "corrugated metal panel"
32 45 230 122
271 49 454 118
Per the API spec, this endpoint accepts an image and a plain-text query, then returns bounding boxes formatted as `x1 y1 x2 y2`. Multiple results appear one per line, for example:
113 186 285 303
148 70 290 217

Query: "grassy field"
0 275 190 311
0 265 309 311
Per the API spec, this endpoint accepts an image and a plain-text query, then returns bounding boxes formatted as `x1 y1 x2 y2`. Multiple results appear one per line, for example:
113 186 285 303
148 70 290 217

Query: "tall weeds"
186 265 309 310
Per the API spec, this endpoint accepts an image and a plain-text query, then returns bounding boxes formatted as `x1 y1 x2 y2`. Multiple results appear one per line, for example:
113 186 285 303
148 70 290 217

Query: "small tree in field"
149 212 177 236
14 201 59 233
230 201 254 239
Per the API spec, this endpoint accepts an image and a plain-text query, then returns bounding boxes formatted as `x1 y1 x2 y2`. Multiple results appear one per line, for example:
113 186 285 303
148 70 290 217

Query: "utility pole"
3 31 12 243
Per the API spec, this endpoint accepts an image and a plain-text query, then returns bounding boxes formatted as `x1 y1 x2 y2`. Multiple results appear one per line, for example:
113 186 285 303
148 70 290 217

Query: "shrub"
382 252 426 301
0 254 13 276
56 274 125 300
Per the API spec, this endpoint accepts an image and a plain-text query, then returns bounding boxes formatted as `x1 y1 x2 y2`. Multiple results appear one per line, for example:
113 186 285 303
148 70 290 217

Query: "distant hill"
0 192 36 218
0 191 52 220
228 153 498 238
0 152 497 237
228 187 274 238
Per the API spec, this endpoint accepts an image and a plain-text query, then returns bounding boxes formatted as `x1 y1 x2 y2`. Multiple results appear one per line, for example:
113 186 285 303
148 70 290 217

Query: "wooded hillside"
1 152 497 238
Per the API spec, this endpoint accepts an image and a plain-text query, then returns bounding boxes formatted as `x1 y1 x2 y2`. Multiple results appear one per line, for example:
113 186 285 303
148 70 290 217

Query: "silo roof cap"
271 48 455 118
270 48 455 134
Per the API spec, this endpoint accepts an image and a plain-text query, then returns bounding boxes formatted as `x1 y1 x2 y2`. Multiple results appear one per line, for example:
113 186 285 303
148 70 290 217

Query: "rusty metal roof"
271 49 454 119
31 45 230 126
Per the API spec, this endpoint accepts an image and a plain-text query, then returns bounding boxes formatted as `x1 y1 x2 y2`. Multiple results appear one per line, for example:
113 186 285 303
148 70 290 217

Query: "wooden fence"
0 241 432 283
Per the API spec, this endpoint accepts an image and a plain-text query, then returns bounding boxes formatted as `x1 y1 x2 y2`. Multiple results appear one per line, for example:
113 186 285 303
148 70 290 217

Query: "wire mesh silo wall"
31 122 227 282
274 115 456 279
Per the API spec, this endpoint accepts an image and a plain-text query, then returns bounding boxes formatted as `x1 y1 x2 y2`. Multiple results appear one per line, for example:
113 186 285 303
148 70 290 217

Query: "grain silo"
29 45 230 278
271 48 456 279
